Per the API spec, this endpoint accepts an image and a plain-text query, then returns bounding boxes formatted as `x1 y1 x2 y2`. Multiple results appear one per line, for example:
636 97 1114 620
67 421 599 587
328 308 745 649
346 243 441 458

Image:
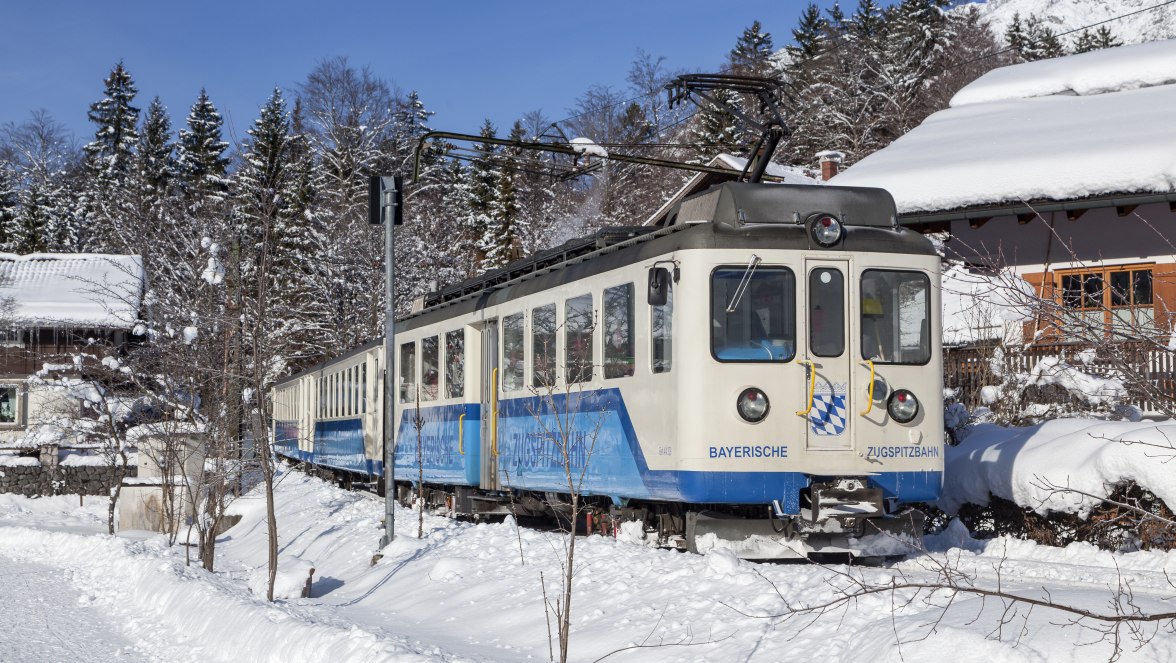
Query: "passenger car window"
604 284 634 379
565 295 594 383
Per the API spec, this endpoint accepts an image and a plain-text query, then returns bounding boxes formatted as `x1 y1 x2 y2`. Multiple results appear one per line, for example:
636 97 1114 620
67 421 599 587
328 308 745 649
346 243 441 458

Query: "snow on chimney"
816 150 845 182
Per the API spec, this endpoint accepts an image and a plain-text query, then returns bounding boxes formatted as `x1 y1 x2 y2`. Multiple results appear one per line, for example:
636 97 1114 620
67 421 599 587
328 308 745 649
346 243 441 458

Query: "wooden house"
0 253 145 443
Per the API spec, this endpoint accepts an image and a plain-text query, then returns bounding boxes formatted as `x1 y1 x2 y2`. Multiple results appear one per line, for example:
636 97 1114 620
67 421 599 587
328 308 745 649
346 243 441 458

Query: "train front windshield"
712 268 796 362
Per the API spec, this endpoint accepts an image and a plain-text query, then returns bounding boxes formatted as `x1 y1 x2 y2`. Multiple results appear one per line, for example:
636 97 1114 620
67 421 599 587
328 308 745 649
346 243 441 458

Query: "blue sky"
2 1 860 146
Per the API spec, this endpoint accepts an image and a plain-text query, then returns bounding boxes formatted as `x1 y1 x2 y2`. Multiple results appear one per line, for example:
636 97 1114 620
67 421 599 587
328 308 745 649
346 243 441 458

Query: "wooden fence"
944 342 1176 413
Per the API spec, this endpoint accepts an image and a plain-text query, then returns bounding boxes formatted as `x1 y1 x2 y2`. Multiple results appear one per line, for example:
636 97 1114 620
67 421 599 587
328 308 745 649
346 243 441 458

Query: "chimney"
816 150 845 182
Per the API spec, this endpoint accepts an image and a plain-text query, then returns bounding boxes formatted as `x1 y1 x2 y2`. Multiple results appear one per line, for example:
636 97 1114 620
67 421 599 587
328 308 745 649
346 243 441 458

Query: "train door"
479 320 501 489
803 259 854 451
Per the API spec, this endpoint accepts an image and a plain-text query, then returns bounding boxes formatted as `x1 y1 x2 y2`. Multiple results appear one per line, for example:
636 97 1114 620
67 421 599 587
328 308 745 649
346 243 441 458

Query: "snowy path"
0 557 154 663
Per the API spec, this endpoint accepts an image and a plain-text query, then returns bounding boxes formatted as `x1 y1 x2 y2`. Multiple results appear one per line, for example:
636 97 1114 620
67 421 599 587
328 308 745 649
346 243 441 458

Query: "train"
272 181 944 559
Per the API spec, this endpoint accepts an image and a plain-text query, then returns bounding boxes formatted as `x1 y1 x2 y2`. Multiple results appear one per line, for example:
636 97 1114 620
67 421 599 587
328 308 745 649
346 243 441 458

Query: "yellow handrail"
491 367 499 455
859 360 876 416
795 360 816 416
458 412 466 455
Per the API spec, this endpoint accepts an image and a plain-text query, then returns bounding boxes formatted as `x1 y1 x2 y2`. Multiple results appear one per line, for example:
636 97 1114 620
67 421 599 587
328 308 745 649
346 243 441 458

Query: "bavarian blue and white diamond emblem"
809 383 847 436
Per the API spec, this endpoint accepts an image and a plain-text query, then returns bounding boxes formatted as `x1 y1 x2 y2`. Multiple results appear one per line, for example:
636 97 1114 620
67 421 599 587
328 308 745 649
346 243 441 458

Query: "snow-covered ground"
2 424 1175 662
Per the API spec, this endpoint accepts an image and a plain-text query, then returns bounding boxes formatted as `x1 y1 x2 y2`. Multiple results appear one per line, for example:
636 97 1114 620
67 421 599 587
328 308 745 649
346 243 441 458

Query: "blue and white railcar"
274 182 944 557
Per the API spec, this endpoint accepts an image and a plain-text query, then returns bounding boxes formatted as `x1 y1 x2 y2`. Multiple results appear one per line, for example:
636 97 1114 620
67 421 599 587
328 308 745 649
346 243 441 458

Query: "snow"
1025 355 1126 406
569 137 608 159
940 264 1034 345
61 452 115 467
962 0 1176 47
831 39 1176 214
951 38 1176 106
0 453 39 467
0 253 144 327
0 559 153 661
939 419 1176 518
711 153 817 185
0 453 1173 662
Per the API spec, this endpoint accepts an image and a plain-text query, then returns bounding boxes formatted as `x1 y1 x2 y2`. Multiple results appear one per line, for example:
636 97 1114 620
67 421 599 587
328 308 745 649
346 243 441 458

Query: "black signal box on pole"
368 175 404 225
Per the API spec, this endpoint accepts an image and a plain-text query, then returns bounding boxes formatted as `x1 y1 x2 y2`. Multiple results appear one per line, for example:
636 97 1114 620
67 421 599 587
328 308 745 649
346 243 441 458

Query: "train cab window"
399 342 417 403
809 268 845 357
445 330 464 398
604 284 634 379
652 280 673 373
566 294 594 383
532 304 557 388
861 270 931 364
712 267 795 362
502 313 525 391
421 336 439 401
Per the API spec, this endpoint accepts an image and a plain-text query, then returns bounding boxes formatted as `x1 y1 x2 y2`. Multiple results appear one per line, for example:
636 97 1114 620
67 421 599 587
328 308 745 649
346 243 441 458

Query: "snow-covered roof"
830 39 1176 214
0 253 144 328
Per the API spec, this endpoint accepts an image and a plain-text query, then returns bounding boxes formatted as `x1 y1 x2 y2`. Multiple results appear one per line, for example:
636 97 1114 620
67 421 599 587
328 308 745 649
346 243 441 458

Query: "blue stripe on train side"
489 388 941 511
394 403 481 486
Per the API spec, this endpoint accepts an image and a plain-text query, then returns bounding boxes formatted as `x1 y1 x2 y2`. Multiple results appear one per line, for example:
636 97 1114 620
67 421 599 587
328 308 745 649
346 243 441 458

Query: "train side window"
361 363 367 413
809 268 845 357
861 270 931 365
502 313 525 391
652 280 673 373
421 336 439 401
604 284 634 379
712 267 795 362
566 294 594 383
532 304 557 388
399 342 417 403
446 330 464 398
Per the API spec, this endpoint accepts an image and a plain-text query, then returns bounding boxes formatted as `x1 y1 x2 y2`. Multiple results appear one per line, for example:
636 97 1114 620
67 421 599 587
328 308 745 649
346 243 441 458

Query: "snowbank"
938 419 1176 517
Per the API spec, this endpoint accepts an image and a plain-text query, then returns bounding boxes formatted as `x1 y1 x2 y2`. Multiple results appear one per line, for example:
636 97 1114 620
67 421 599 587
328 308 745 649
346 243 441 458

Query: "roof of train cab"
273 182 933 387
394 183 932 333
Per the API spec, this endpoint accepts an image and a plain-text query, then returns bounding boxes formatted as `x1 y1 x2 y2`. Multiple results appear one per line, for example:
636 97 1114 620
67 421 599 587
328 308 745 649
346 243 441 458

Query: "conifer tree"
175 89 231 217
788 4 830 64
136 97 175 201
480 121 529 270
1073 26 1122 53
730 21 776 76
0 164 18 252
84 62 140 182
82 62 141 251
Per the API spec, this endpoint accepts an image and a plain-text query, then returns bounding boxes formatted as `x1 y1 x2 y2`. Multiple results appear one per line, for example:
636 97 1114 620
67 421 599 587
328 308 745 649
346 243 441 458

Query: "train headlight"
809 214 844 247
887 389 919 423
737 388 770 423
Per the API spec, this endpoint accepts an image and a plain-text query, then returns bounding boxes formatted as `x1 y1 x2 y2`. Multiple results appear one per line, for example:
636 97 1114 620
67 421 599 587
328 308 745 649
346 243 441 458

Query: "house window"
0 384 22 426
1058 266 1155 336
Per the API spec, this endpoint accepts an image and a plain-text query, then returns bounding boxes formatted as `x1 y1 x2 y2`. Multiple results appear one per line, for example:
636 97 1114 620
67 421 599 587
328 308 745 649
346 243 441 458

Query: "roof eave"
899 190 1176 226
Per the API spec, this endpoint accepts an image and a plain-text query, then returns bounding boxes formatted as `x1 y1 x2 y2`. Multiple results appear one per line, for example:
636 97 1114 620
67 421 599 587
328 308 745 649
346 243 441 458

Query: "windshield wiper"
725 254 762 313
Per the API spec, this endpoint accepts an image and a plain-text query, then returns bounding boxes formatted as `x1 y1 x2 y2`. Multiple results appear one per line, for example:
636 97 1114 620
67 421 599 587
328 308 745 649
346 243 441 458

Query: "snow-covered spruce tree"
1072 26 1122 54
0 162 19 252
1004 12 1065 62
235 87 308 600
479 121 529 271
464 119 500 274
176 89 231 222
876 0 952 141
729 20 776 77
81 62 140 252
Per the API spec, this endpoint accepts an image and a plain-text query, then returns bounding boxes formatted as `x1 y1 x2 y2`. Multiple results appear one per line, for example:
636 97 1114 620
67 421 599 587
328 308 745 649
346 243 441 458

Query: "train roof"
274 182 927 388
